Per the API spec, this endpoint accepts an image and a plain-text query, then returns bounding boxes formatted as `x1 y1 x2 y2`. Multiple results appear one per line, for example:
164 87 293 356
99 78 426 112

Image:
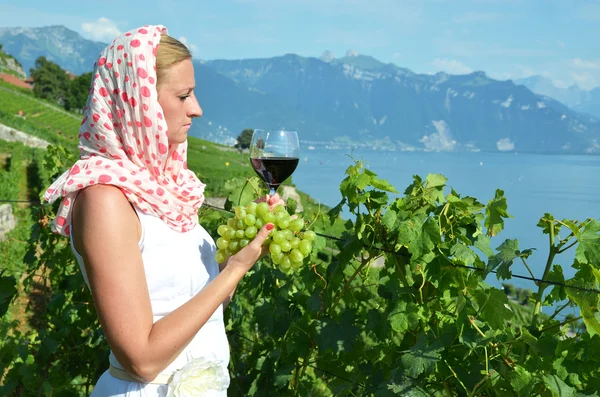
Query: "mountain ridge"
1 25 599 154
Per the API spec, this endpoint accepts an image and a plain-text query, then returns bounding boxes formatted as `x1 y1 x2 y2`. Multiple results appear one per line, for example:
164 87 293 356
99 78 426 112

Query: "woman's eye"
179 95 190 101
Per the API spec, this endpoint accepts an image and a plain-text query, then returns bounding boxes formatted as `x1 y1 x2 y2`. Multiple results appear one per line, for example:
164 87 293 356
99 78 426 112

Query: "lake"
292 148 600 312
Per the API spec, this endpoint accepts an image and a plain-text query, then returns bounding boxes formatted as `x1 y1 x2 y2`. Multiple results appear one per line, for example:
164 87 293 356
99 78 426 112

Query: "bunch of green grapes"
215 202 316 272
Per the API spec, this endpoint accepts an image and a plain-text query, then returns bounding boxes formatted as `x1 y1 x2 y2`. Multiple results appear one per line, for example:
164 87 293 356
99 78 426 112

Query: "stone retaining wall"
0 204 17 241
0 123 50 149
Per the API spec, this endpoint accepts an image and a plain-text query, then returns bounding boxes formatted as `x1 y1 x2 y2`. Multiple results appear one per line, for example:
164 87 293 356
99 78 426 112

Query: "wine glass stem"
269 186 277 197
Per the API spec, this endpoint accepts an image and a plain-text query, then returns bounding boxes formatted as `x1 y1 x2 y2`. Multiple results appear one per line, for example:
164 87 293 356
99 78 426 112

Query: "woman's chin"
168 134 188 145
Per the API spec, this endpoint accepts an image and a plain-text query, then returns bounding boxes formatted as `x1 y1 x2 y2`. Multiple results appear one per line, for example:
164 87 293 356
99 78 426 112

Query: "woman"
44 25 278 396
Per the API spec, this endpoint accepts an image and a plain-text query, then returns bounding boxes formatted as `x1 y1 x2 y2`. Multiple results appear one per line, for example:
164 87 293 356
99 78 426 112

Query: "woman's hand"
227 223 274 273
255 193 285 209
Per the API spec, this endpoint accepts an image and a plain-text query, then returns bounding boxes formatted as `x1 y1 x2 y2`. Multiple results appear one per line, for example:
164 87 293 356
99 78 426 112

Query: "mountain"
0 26 106 75
2 25 600 154
203 55 600 153
516 75 600 119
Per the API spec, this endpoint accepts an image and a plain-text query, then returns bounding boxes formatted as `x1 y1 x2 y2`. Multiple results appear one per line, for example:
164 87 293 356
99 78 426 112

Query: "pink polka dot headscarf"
44 25 205 236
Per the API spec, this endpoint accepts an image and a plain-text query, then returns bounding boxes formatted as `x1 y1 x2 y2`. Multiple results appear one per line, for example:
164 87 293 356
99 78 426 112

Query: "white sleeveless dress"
71 208 230 396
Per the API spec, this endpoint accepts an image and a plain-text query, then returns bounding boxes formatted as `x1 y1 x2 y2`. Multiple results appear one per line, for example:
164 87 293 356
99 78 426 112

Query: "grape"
263 212 276 224
216 237 229 250
215 249 227 263
289 218 304 232
246 201 257 215
226 229 236 240
277 218 290 229
217 225 229 237
213 203 318 274
273 204 287 214
279 240 291 252
272 231 285 244
299 240 312 256
245 226 258 239
280 255 292 271
257 202 270 217
303 230 316 241
270 243 282 256
282 229 294 241
290 249 303 263
290 237 301 249
244 214 256 226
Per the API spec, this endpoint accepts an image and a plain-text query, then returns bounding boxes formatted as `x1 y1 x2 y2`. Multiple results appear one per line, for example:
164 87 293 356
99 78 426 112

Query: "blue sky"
1 0 599 89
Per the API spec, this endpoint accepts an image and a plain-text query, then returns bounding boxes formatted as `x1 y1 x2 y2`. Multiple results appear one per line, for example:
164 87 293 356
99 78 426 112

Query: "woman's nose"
188 96 202 118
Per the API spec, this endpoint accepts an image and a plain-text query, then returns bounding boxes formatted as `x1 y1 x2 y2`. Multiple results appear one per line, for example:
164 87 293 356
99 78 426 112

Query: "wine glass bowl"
250 129 300 196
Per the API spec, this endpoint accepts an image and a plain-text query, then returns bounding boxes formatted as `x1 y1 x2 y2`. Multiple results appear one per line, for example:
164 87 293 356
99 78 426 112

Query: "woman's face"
157 59 202 145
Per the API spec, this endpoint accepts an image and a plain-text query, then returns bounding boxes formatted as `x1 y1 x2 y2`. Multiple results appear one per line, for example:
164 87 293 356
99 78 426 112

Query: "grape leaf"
425 174 447 189
356 173 371 190
422 174 446 204
484 239 534 280
386 379 430 396
286 198 297 215
400 337 443 378
544 265 567 304
474 234 494 258
575 220 600 265
485 189 511 237
473 289 512 329
396 216 441 259
328 199 345 224
509 365 535 393
566 266 600 336
0 271 17 318
382 209 398 230
368 171 399 193
388 301 420 334
223 177 262 209
315 311 360 353
451 243 477 265
543 374 576 397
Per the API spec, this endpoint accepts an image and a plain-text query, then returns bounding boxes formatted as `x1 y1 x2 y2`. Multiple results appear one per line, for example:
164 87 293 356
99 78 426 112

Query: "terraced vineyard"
0 81 262 197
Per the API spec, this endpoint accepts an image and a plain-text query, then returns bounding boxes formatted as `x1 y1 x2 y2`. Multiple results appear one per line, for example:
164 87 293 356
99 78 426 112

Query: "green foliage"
64 72 92 112
1 148 600 396
0 145 108 396
225 160 600 396
235 128 254 149
30 56 70 104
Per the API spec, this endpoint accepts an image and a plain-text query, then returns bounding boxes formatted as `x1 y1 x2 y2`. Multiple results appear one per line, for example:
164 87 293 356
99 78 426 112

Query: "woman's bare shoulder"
72 185 140 248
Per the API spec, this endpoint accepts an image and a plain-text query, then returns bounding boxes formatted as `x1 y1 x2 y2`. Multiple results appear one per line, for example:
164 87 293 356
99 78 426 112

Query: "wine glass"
249 129 300 196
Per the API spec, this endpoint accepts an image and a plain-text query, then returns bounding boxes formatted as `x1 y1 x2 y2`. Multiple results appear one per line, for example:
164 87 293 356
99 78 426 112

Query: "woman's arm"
72 185 271 382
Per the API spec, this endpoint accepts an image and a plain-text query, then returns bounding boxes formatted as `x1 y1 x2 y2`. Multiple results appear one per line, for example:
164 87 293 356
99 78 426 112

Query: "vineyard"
0 84 599 396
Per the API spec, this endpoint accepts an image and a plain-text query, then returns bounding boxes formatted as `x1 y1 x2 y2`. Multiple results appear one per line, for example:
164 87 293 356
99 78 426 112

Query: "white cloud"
320 50 336 62
571 72 598 90
420 120 456 151
178 36 199 56
432 58 472 75
571 58 600 70
81 17 121 42
346 49 359 57
496 138 515 151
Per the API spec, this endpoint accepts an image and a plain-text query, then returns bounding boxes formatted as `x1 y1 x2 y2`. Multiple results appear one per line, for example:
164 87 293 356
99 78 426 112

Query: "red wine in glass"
249 129 300 196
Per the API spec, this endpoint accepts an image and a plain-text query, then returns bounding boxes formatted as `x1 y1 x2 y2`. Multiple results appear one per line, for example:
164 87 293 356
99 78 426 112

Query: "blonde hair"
155 34 192 87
